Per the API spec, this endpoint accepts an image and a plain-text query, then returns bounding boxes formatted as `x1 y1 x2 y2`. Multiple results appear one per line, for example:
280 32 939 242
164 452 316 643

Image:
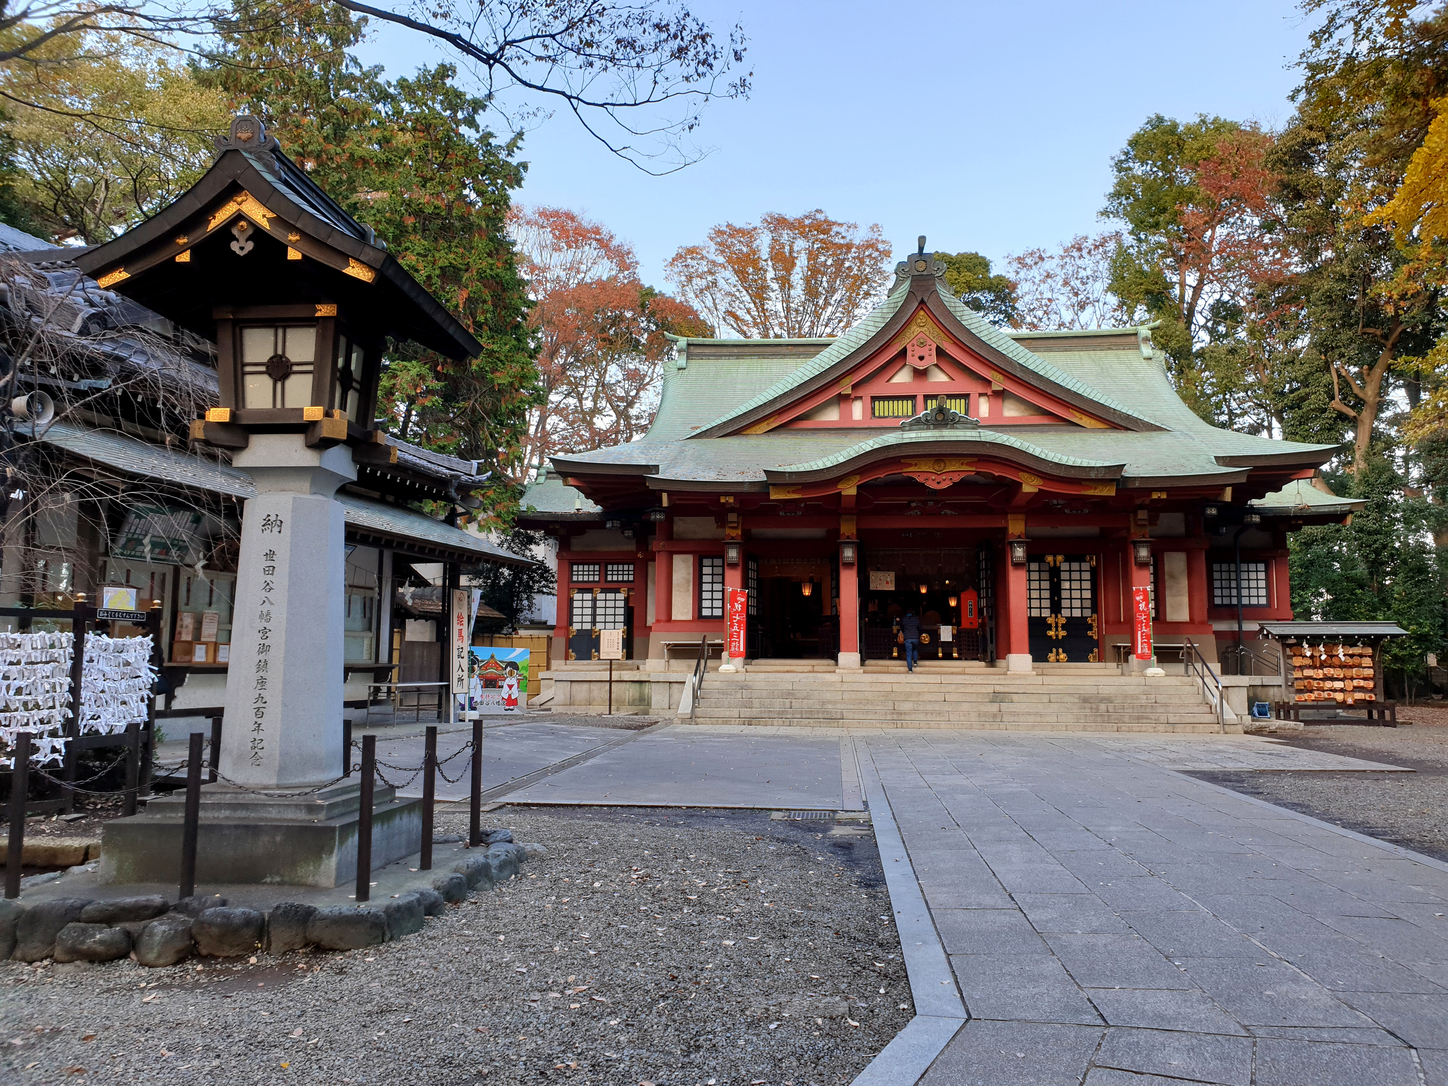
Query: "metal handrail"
688 633 708 723
1183 637 1228 733
1221 642 1281 677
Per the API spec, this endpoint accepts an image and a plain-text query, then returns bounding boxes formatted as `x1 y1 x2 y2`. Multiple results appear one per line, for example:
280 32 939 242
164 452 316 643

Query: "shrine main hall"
522 243 1357 674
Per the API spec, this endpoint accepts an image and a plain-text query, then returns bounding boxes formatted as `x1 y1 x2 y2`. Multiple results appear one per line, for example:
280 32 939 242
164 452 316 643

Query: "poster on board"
464 646 530 714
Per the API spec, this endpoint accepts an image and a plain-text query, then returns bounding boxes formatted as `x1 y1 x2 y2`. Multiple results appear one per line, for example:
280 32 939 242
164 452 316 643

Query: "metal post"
5 731 30 899
608 659 613 716
178 731 203 900
138 602 162 800
469 717 483 847
356 734 376 902
208 715 222 783
122 719 140 817
341 718 352 777
420 724 436 870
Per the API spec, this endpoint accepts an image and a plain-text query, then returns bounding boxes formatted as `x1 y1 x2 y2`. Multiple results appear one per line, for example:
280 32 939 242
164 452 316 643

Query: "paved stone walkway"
863 732 1448 1086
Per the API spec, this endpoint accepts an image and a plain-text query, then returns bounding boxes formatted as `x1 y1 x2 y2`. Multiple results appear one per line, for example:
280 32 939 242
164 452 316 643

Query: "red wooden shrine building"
521 242 1359 672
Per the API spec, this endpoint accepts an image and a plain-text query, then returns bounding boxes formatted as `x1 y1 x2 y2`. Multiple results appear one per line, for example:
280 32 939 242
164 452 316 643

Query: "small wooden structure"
1259 620 1409 725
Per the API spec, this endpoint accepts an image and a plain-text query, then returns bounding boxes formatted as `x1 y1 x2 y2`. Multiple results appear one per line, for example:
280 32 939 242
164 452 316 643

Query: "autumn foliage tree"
512 205 707 479
666 210 893 338
1006 234 1138 332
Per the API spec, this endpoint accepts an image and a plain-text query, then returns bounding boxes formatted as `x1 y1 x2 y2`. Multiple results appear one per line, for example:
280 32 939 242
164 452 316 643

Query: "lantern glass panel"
240 324 317 409
335 334 366 422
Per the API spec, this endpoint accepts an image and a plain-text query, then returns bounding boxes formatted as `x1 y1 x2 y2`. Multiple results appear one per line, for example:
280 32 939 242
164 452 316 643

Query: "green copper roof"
1249 477 1362 515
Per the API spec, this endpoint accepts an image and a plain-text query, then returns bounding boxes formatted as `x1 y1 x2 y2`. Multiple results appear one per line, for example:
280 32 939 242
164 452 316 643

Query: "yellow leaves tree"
666 210 893 338
1 28 229 243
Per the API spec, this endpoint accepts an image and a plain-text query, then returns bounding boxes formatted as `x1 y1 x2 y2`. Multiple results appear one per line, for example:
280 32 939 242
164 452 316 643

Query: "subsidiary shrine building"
521 244 1359 672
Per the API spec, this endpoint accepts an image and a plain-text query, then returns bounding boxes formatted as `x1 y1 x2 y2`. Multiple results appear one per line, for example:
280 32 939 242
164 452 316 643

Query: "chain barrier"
22 730 482 804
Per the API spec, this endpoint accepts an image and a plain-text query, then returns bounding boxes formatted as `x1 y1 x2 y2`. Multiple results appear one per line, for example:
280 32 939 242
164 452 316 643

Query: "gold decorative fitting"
742 414 780 435
303 406 325 421
343 258 377 283
96 268 129 289
287 247 302 261
287 232 301 243
889 308 951 353
174 251 191 263
174 235 188 245
836 474 861 491
315 304 338 317
1069 409 1111 429
207 190 274 232
769 485 802 500
1151 490 1168 499
1080 481 1116 496
205 407 231 423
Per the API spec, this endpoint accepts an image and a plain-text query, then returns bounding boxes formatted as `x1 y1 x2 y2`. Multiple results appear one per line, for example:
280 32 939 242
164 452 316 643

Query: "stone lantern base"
98 783 423 889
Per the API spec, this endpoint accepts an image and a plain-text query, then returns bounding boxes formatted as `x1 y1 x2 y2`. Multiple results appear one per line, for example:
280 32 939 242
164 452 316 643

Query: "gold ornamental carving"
207 190 275 232
96 268 130 289
343 258 377 283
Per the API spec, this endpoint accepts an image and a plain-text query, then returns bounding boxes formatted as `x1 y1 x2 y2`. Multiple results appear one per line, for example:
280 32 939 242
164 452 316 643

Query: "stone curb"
0 835 542 966
849 741 966 1086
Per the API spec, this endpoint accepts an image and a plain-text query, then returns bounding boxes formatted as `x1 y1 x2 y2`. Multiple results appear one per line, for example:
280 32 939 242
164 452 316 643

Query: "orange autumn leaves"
666 210 893 339
510 205 708 478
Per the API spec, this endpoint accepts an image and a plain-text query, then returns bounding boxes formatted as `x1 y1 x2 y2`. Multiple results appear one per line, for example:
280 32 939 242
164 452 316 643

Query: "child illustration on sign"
501 664 521 711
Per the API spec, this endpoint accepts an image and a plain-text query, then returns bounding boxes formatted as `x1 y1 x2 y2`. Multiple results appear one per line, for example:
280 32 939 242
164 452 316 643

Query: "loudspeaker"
9 392 54 427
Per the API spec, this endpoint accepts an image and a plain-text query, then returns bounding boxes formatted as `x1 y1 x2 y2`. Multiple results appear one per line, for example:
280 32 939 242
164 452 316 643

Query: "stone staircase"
690 661 1236 732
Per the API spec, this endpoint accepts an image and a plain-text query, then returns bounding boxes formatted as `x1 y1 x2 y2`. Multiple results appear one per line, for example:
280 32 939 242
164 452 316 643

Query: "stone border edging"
0 837 542 966
849 740 966 1086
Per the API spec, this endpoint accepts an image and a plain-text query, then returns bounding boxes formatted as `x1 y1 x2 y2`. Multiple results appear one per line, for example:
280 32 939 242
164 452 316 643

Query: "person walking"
901 609 921 673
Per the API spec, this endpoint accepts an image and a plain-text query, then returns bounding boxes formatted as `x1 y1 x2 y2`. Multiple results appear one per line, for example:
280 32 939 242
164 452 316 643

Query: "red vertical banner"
1132 586 1153 660
727 587 748 658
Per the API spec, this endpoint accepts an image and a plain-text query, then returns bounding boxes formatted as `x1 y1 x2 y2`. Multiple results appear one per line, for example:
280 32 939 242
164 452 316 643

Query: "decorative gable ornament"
895 235 947 281
901 394 979 431
214 114 281 172
905 332 937 369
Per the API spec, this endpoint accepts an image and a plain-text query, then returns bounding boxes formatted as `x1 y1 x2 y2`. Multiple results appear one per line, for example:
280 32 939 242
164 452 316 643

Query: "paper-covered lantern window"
240 324 316 409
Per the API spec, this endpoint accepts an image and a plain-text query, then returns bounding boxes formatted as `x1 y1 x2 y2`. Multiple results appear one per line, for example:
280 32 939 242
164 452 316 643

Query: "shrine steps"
689 669 1234 732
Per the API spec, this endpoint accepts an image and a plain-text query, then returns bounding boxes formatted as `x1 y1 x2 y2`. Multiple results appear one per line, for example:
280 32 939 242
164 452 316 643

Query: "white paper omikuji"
0 631 155 769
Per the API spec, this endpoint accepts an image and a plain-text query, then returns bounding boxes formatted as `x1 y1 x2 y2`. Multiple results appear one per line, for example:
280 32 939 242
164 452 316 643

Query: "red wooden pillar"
1002 557 1030 670
838 538 860 669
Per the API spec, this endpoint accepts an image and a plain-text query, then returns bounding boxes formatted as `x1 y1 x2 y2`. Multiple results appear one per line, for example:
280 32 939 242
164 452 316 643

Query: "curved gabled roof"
66 116 481 360
687 272 1165 438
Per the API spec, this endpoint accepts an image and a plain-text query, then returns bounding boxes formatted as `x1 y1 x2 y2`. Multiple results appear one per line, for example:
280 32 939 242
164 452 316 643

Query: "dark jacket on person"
901 613 921 640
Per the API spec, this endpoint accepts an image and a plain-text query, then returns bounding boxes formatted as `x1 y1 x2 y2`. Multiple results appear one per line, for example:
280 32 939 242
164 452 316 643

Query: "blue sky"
356 0 1311 285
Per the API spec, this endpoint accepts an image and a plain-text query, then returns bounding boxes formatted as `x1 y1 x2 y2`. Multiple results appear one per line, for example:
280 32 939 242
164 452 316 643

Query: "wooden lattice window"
571 562 600 584
871 396 916 418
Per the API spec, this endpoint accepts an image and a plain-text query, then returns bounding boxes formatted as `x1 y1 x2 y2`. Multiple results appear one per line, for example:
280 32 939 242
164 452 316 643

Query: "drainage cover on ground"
770 810 837 820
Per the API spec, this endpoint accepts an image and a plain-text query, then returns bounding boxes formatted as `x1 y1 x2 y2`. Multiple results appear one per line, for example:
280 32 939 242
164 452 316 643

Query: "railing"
687 633 709 723
1183 637 1228 733
1219 642 1282 677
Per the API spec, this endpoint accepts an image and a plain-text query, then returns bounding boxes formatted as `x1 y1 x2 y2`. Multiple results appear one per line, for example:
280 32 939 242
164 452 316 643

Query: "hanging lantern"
801 581 813 597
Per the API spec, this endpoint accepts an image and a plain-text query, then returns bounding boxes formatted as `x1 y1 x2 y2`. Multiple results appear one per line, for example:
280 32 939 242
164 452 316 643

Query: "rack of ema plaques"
1285 641 1393 722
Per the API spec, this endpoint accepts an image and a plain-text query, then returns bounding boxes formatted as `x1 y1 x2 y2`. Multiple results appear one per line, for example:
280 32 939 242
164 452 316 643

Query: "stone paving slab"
384 719 622 800
861 731 1447 1085
504 726 847 808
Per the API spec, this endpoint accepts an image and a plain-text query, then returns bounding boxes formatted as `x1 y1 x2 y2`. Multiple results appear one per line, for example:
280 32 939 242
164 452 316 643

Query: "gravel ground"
0 806 910 1086
1193 715 1448 862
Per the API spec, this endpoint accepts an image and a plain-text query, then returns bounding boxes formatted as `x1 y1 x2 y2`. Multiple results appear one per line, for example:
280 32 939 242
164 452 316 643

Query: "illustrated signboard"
465 646 529 714
868 570 895 591
1132 586 1153 660
103 586 139 611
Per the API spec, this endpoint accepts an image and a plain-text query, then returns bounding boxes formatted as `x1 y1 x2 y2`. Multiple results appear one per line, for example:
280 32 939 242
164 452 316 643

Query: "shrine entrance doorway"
858 543 993 662
1027 555 1099 662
